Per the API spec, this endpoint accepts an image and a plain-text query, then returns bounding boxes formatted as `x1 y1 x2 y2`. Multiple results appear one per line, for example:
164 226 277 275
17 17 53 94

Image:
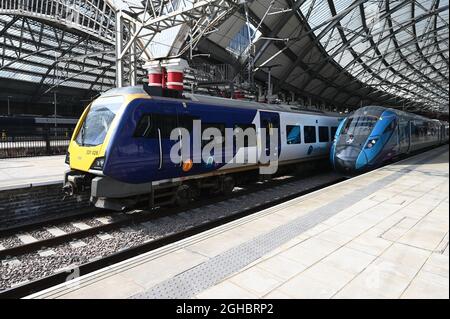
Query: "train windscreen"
75 96 124 146
341 116 378 136
337 106 385 148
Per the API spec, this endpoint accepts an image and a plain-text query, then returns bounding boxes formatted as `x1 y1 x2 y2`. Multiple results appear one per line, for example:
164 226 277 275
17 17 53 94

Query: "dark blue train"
0 115 77 137
64 86 343 210
330 106 449 174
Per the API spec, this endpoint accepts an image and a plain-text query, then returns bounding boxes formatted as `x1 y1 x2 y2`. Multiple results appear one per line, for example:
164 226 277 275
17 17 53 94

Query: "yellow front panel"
68 93 149 172
69 142 104 172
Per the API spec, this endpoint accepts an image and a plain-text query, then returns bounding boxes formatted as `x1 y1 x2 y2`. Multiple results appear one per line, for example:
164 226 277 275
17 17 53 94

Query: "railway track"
0 175 295 259
0 170 345 298
0 207 102 236
1 170 323 259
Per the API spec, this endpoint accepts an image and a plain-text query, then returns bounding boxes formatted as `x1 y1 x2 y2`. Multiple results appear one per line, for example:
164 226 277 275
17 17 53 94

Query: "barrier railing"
0 132 71 159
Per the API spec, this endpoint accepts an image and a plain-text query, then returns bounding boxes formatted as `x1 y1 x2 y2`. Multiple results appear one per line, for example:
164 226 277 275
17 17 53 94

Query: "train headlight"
65 152 70 165
90 157 105 170
365 138 378 149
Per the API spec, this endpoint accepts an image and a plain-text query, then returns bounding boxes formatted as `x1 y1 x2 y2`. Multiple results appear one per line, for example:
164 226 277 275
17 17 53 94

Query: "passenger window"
134 113 178 138
383 119 396 135
158 114 178 138
330 126 338 138
304 126 316 143
286 125 301 144
319 126 329 142
413 122 421 138
134 114 153 137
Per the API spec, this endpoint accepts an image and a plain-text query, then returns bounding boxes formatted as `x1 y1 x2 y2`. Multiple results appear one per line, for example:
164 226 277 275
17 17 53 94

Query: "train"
63 85 343 210
0 115 77 138
330 106 449 174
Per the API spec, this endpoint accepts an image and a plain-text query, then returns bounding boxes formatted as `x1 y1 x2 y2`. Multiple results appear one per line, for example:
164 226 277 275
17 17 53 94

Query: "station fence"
0 130 72 159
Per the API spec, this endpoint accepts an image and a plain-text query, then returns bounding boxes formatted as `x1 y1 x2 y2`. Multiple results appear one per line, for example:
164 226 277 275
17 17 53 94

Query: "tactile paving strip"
132 148 446 299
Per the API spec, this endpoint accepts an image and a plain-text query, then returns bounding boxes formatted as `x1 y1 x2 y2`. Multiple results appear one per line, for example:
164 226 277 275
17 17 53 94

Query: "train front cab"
331 106 398 174
63 92 141 199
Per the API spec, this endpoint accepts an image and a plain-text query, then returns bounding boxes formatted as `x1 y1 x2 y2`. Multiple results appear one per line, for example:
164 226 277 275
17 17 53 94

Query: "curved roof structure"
288 0 449 113
0 14 117 91
0 0 448 116
0 0 237 103
0 1 119 107
204 0 448 114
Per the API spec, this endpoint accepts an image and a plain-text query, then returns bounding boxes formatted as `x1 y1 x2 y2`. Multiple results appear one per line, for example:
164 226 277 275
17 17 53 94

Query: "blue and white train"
330 106 449 174
64 86 342 210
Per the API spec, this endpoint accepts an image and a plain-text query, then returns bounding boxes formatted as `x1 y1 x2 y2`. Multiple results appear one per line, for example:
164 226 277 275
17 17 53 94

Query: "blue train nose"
334 145 367 173
334 156 356 172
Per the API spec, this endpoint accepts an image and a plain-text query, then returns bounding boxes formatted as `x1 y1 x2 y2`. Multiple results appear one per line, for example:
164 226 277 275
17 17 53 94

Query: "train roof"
348 105 446 124
101 86 342 118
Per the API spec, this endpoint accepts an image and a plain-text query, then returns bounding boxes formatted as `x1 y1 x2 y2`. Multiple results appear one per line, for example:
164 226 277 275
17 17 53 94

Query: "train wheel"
174 184 191 206
222 176 235 196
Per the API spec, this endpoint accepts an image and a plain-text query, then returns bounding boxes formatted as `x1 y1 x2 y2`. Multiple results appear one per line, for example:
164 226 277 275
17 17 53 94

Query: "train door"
132 100 179 181
153 101 181 177
398 120 411 154
406 121 412 152
259 111 280 160
177 103 202 166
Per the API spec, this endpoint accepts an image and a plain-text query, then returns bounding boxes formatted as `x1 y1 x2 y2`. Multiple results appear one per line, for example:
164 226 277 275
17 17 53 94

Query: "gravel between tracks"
0 172 339 290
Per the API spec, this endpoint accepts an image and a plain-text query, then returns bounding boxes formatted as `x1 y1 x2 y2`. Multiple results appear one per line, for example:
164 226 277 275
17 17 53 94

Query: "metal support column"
53 91 57 137
116 10 124 88
129 21 137 86
7 96 11 115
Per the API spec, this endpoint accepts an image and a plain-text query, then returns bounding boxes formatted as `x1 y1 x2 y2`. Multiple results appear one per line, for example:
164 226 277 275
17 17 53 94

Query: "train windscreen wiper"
81 121 86 146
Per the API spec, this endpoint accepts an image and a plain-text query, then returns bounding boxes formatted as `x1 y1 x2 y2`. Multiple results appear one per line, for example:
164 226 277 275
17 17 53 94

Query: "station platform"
27 145 449 299
0 155 66 190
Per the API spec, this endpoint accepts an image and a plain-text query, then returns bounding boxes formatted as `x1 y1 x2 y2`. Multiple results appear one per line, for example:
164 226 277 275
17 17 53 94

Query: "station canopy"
206 0 449 114
0 0 448 115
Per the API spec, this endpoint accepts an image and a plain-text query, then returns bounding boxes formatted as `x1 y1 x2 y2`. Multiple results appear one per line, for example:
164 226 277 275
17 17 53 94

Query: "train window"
382 119 396 135
178 115 198 134
161 115 179 138
134 114 178 139
234 124 257 148
341 118 353 134
330 126 338 139
134 114 153 137
286 125 301 144
319 126 329 142
341 116 377 136
412 121 426 138
304 126 316 143
411 122 420 138
76 96 123 146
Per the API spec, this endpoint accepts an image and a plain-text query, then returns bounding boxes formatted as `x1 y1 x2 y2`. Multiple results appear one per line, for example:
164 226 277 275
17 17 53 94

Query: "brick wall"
0 183 90 230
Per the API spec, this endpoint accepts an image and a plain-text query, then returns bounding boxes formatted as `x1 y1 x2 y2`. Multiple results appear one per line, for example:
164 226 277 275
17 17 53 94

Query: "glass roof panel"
298 0 449 112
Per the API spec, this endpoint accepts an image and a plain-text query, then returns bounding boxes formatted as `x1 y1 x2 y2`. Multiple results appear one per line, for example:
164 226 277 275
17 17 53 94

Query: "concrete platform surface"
0 155 66 190
27 146 449 299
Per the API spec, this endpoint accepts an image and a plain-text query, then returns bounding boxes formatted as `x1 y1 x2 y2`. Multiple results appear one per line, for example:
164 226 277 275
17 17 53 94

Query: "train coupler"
63 170 90 197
